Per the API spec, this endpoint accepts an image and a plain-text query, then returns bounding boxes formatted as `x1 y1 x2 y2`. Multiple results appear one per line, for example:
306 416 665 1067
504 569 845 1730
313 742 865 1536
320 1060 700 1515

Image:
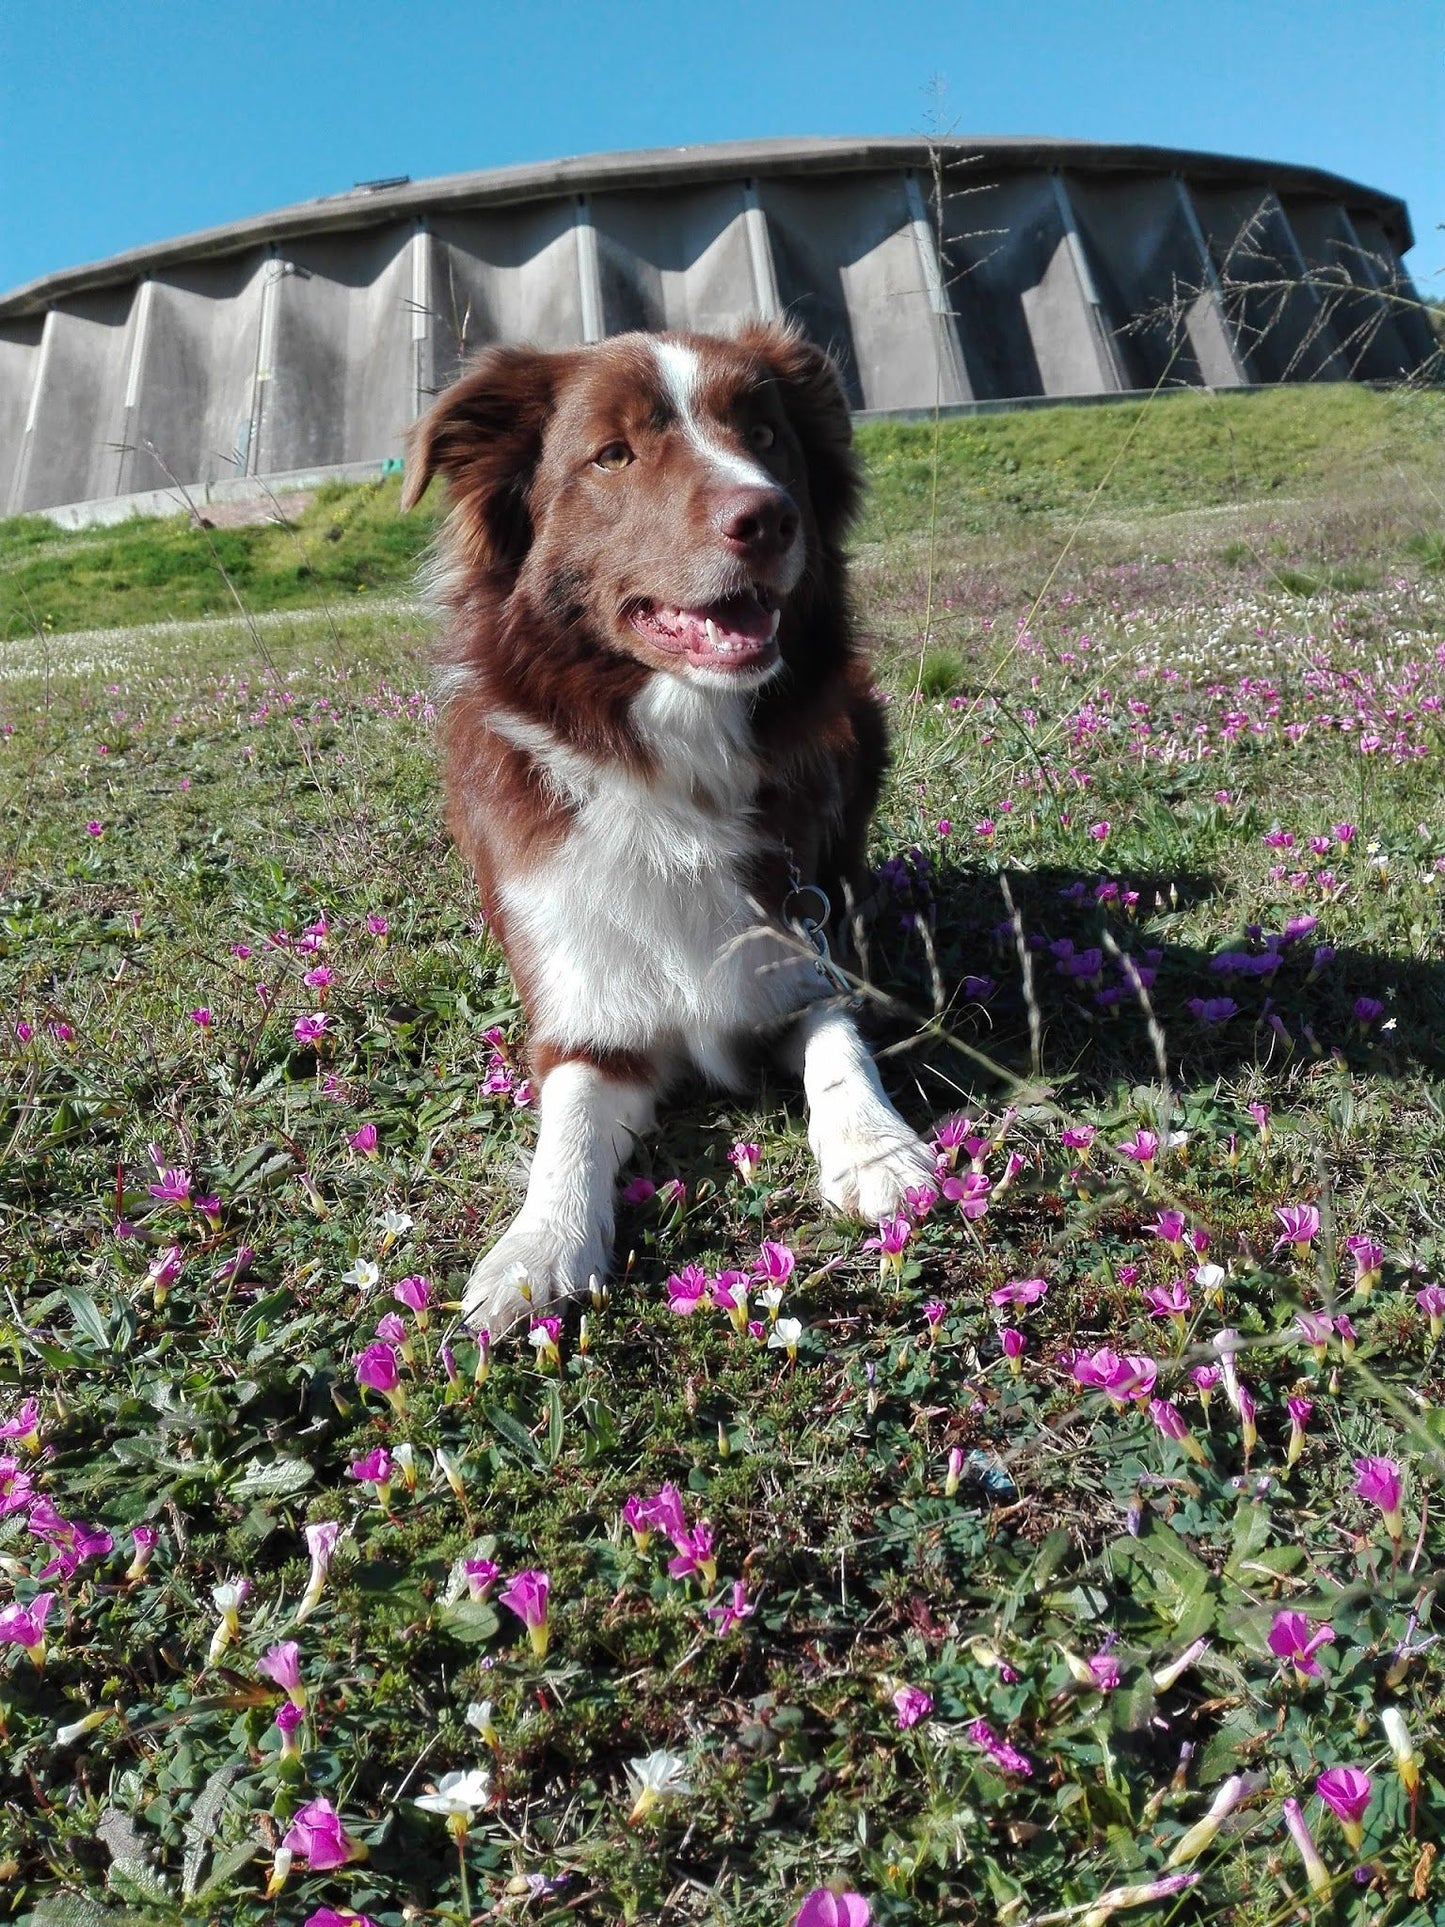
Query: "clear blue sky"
1 0 1439 294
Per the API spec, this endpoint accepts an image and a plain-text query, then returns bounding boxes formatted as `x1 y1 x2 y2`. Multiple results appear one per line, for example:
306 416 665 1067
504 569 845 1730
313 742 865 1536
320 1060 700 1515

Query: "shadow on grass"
863 859 1445 1101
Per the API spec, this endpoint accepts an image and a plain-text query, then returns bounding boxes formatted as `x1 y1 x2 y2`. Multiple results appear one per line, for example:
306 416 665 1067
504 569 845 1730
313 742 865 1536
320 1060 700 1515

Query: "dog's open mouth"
628 589 781 671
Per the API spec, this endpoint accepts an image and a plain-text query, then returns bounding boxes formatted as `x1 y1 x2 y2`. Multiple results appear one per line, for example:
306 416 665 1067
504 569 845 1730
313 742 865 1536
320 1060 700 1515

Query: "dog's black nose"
714 486 799 559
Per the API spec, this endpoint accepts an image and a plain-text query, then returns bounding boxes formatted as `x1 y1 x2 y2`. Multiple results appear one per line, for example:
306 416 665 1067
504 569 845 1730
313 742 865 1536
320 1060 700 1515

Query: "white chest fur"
492 675 818 1082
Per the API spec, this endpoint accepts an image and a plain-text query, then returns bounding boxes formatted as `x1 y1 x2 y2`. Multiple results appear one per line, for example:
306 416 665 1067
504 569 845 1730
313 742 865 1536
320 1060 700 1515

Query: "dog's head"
404 324 858 690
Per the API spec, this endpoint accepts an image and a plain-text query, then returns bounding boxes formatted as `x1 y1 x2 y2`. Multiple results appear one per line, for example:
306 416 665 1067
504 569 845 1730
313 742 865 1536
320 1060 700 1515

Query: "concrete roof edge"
0 134 1415 318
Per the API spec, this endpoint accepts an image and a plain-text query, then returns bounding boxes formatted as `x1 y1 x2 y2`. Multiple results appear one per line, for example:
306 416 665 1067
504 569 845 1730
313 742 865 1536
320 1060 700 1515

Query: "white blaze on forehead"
650 338 777 491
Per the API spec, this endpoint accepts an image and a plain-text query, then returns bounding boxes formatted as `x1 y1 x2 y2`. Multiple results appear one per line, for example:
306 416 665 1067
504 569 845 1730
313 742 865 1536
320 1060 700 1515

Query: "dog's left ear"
735 322 861 547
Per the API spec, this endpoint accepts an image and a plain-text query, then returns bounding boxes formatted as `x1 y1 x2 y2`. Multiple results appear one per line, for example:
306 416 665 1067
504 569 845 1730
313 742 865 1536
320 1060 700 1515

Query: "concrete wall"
1 138 1433 520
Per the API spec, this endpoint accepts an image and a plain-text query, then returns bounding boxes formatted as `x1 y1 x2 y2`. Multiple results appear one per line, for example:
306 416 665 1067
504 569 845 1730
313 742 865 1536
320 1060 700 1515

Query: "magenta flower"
1000 1327 1026 1373
1148 1398 1206 1464
1274 1203 1321 1254
1060 1123 1097 1156
354 1340 404 1409
793 1893 871 1927
1416 1285 1445 1339
892 1684 933 1729
621 1176 656 1204
728 1141 760 1182
666 1264 709 1316
933 1114 972 1164
667 1522 717 1588
125 1525 158 1582
640 1483 689 1544
1353 1456 1404 1539
1088 1649 1121 1692
1348 1235 1384 1291
147 1161 192 1205
864 1213 911 1278
707 1580 754 1637
392 1273 431 1318
711 1270 749 1332
292 1012 329 1045
1268 1610 1335 1682
941 1171 991 1218
904 1181 938 1218
1146 1209 1188 1256
499 1568 552 1659
304 1912 378 1927
190 1007 213 1028
0 1592 53 1665
1282 1795 1330 1897
462 1556 499 1601
295 1520 340 1623
281 1796 359 1871
1286 1396 1313 1468
1142 1281 1192 1321
966 1717 1033 1776
754 1241 795 1286
348 1446 393 1504
375 1311 407 1347
1317 1766 1372 1851
0 1398 42 1452
259 1640 306 1707
1071 1348 1157 1405
303 965 333 992
990 1276 1048 1308
349 1122 379 1157
1116 1129 1159 1166
922 1299 947 1338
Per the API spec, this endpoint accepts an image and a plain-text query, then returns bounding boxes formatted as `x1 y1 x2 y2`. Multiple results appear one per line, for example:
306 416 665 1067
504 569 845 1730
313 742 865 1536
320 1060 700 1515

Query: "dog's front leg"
780 1001 935 1220
462 1057 655 1334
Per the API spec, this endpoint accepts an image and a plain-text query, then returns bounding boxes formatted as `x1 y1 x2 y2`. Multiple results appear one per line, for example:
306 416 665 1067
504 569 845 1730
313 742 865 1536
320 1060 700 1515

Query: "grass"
3 383 1444 640
1 381 1445 1927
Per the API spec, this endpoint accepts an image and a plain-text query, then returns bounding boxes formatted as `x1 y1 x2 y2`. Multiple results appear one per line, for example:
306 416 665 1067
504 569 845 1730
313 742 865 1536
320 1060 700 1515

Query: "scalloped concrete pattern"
0 136 1431 524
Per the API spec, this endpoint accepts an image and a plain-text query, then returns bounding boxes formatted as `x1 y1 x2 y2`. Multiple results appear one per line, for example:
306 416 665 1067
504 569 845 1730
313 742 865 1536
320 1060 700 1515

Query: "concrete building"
0 137 1434 525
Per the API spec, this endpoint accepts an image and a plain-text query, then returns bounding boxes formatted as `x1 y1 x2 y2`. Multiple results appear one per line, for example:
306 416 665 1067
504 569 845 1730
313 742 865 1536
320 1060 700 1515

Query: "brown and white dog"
404 322 935 1332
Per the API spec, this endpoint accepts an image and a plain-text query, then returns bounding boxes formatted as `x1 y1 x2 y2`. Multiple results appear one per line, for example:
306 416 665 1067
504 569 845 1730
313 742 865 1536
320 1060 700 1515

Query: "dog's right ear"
401 346 566 570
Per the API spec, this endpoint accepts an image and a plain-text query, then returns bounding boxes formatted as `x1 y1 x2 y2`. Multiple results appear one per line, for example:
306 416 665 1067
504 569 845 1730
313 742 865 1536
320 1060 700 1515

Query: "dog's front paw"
812 1113 937 1222
460 1221 599 1335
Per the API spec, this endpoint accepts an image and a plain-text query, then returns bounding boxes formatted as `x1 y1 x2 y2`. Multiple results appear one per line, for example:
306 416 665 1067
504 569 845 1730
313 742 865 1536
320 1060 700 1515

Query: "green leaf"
230 1455 314 1501
182 1762 241 1899
62 1288 111 1350
439 1599 500 1644
542 1382 564 1468
479 1400 543 1469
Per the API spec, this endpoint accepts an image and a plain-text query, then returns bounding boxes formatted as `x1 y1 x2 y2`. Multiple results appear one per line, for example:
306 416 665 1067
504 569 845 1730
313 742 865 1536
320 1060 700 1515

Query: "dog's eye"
749 423 776 450
593 442 634 472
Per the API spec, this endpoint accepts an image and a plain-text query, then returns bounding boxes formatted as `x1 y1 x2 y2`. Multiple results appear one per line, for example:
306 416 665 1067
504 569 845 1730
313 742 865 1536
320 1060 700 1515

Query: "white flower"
1192 1263 1226 1296
767 1317 803 1354
755 1285 784 1318
415 1767 493 1823
55 1705 114 1747
341 1258 380 1292
465 1700 498 1746
1380 1705 1421 1793
1152 1635 1210 1693
624 1749 692 1822
377 1208 413 1253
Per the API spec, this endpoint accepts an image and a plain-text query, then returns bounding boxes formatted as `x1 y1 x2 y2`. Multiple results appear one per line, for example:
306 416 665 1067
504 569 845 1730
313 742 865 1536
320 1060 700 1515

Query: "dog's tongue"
634 591 780 666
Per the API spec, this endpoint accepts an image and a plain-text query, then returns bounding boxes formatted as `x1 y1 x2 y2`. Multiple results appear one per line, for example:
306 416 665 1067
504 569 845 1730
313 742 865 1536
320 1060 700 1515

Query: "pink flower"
667 1522 717 1587
754 1241 795 1286
305 1912 379 1927
190 1006 212 1028
349 1123 379 1156
711 1270 749 1330
989 1276 1047 1308
666 1264 709 1315
499 1568 551 1658
147 1160 192 1205
293 1012 329 1045
1275 1202 1321 1254
464 1557 499 1601
707 1580 755 1637
1088 1649 1121 1692
922 1299 947 1336
1148 1398 1205 1464
1348 1235 1383 1290
366 914 389 937
639 1483 689 1544
863 1213 911 1277
1267 1610 1335 1681
0 1399 42 1451
904 1182 938 1218
1070 1348 1157 1405
1418 1285 1445 1338
892 1684 933 1729
1060 1123 1096 1156
934 1115 972 1163
1116 1129 1159 1166
1146 1209 1188 1256
621 1176 656 1204
728 1141 760 1182
1000 1327 1026 1372
793 1892 871 1927
258 1640 306 1706
1317 1766 1372 1850
375 1311 407 1346
966 1717 1033 1776
282 1796 359 1871
0 1591 53 1662
1142 1281 1192 1320
1353 1456 1404 1538
392 1274 431 1317
941 1170 991 1218
303 965 333 992
348 1446 392 1498
354 1341 401 1397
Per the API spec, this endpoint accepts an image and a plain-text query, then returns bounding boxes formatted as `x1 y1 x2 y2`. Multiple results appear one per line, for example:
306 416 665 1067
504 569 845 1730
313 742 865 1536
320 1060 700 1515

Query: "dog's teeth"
705 618 719 649
767 608 781 639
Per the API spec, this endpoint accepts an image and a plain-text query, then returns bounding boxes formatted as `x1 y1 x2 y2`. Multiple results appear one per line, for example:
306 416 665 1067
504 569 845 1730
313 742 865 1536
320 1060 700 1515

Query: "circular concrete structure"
0 137 1433 524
